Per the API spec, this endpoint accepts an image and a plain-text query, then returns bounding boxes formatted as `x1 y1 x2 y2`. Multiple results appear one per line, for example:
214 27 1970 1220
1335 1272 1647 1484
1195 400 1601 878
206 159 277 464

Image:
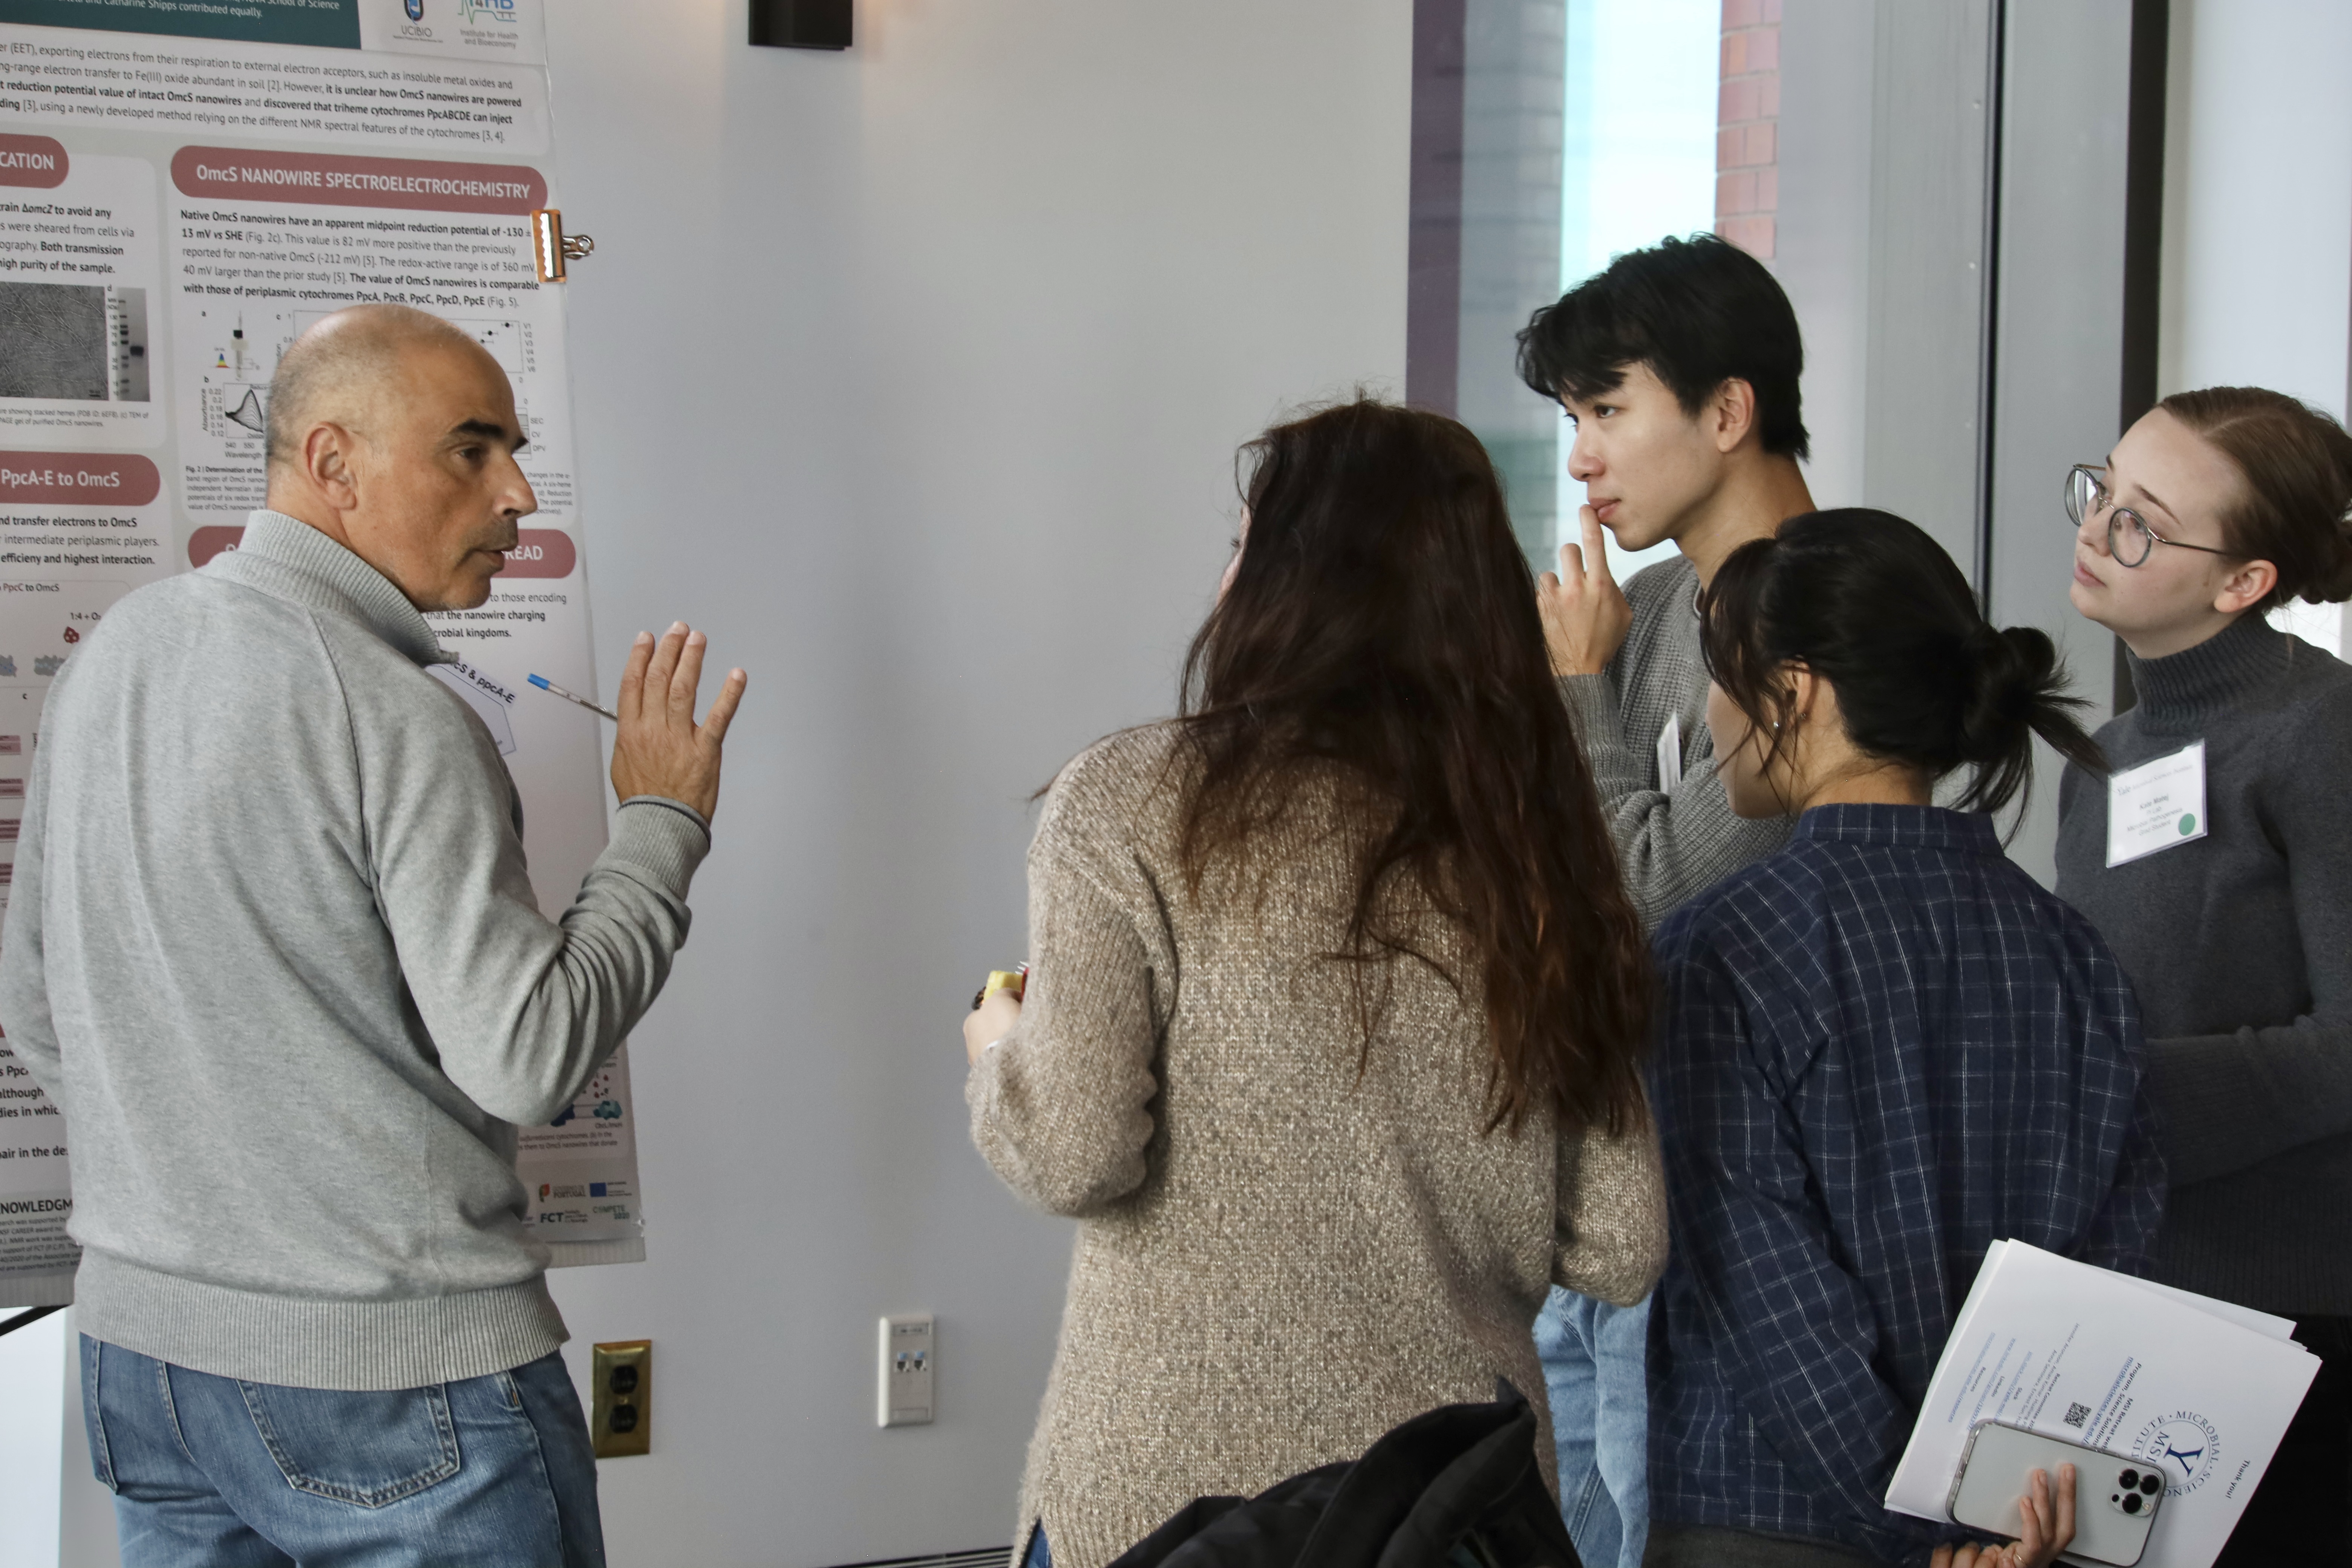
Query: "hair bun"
2309 501 2352 603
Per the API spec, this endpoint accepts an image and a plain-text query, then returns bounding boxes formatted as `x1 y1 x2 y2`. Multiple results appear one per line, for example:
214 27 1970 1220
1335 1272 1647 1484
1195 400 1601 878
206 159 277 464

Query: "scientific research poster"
0 0 643 1303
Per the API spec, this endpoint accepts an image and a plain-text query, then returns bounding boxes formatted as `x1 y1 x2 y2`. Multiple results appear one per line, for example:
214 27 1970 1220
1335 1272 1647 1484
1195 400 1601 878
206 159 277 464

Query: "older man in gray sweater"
0 304 744 1567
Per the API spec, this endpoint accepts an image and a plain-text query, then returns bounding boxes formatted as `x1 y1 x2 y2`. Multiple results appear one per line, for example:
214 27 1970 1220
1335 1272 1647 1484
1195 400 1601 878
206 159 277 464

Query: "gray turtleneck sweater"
2055 614 2352 1315
0 511 710 1389
1558 554 1789 929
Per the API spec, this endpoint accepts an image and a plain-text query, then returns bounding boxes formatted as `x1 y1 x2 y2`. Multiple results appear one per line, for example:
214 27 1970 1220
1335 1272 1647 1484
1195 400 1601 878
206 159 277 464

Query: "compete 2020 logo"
2134 1410 2222 1495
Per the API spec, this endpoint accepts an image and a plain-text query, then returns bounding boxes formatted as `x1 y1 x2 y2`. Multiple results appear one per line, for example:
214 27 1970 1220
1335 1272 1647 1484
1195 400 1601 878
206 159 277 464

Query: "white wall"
2161 0 2352 421
533 4 1412 1563
0 1312 64 1565
2161 0 2352 658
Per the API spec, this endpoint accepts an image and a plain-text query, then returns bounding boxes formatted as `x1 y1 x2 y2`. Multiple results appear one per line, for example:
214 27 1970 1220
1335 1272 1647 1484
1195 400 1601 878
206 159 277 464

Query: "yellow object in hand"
972 967 1027 1011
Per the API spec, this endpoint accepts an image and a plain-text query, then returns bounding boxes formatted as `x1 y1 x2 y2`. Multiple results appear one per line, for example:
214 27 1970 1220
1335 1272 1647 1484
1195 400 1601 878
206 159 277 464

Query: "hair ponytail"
1956 626 2106 815
1699 510 2106 824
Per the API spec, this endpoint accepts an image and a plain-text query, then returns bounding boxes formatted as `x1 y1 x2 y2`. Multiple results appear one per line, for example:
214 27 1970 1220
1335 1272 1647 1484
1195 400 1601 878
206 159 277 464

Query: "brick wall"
1716 0 1781 259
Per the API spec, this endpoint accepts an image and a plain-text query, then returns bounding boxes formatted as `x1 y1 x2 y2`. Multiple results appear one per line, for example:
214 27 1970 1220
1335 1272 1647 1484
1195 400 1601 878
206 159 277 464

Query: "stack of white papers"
1886 1241 2319 1568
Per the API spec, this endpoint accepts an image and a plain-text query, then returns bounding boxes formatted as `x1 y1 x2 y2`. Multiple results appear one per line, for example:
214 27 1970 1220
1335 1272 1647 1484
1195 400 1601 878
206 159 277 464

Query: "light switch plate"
591 1340 651 1458
877 1314 934 1427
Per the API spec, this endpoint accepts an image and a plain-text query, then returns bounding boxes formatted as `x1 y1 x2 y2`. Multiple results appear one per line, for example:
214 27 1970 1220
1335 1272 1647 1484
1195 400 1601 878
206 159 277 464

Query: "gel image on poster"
0 151 162 436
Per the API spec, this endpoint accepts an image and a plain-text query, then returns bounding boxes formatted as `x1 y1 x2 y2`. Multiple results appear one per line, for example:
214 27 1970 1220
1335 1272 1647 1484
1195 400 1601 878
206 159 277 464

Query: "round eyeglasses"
2064 464 2239 568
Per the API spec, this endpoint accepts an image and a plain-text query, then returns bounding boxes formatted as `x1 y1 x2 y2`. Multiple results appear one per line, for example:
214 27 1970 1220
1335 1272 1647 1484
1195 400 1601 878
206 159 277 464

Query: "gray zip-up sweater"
1557 554 1788 929
2056 614 2352 1315
0 510 709 1389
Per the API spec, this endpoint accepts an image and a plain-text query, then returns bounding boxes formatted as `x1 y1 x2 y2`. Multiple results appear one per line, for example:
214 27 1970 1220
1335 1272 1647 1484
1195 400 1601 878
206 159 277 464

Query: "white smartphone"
1947 1420 2164 1568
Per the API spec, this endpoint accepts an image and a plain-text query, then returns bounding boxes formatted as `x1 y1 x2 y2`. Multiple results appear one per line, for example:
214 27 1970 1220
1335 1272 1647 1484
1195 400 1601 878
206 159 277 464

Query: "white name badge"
2106 739 2209 868
1656 712 1684 793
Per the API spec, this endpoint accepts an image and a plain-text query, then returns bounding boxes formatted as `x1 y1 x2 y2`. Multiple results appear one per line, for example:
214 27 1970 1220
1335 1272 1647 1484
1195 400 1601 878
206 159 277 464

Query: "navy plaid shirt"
1646 805 2165 1563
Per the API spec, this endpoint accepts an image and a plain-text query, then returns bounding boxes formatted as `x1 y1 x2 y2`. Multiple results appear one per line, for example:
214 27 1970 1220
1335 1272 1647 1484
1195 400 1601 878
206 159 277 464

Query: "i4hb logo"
459 0 519 18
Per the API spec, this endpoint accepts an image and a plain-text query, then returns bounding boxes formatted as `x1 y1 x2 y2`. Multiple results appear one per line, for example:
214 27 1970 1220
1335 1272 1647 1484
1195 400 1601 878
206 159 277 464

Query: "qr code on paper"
2064 1402 2092 1429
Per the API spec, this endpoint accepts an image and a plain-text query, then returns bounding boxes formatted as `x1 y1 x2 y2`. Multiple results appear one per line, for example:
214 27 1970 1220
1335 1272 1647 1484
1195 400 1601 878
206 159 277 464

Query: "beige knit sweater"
968 724 1668 1568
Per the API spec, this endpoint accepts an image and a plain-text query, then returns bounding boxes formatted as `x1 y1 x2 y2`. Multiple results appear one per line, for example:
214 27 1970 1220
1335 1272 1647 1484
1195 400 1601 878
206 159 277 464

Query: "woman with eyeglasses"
2056 386 2352 1567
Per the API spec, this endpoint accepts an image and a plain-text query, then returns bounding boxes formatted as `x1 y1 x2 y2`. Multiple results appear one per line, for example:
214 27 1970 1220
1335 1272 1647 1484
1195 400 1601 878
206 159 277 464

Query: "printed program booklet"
1886 1241 2318 1568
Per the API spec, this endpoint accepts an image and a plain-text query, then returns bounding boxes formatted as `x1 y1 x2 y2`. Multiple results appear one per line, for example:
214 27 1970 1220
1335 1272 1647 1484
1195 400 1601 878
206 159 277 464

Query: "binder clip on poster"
532 210 596 283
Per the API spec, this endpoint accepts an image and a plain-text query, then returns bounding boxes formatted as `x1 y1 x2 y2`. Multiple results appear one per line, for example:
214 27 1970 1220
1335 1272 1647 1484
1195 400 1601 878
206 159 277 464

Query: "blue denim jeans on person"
1021 1524 1051 1568
81 1335 604 1568
1534 1286 1651 1568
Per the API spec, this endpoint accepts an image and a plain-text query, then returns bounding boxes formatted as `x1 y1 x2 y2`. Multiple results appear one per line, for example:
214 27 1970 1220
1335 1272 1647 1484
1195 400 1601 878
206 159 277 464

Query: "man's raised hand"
609 622 747 822
1536 504 1633 677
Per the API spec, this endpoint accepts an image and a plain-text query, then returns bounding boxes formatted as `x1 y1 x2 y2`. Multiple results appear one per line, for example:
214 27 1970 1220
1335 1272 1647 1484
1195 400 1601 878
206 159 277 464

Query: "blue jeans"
81 1335 604 1568
1021 1524 1050 1568
1534 1287 1651 1568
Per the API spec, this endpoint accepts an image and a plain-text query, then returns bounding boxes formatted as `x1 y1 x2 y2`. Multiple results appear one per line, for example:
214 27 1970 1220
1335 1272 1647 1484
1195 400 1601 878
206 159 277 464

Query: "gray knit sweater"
2055 614 2352 1314
1557 554 1788 929
969 724 1668 1568
0 511 709 1388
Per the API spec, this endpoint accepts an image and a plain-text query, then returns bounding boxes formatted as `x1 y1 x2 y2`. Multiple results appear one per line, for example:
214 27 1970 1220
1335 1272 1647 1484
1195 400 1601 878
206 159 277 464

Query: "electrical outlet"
591 1340 651 1458
877 1314 934 1427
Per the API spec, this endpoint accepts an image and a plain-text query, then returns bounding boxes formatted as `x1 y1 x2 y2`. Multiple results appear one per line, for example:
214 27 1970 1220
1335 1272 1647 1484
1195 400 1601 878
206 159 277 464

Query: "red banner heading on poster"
0 134 69 191
190 525 574 575
169 146 546 215
0 453 163 507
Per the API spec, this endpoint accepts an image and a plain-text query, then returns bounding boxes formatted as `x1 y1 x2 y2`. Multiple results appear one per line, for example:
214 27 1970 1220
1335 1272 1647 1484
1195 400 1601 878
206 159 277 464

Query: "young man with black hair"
1521 231 1816 929
1516 233 1817 1568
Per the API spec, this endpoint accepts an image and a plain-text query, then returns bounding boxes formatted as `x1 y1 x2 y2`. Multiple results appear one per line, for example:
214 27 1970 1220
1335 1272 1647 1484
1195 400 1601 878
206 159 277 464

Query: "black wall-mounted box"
750 0 851 51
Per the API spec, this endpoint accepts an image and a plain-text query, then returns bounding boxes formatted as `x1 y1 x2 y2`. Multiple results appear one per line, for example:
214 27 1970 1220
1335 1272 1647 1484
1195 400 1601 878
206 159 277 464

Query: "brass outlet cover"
591 1340 651 1458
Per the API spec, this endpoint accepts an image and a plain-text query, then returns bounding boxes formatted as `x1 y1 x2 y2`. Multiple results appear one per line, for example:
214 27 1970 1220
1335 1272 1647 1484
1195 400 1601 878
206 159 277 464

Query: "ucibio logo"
404 0 423 19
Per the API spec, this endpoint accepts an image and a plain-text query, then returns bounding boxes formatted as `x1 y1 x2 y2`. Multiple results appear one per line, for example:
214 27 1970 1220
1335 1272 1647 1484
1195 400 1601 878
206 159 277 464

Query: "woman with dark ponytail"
2058 387 2352 1566
1640 510 2165 1567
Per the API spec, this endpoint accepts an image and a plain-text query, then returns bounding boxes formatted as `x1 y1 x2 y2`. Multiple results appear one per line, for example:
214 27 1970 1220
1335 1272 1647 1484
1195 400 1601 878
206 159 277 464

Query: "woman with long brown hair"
958 400 1666 1568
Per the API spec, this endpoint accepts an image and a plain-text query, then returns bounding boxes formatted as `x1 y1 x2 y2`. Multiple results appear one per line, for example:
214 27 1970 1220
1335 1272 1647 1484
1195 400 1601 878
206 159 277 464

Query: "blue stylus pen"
527 674 618 721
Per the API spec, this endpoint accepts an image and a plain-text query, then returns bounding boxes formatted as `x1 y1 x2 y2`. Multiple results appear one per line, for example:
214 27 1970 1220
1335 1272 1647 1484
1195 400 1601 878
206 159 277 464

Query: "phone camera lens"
2119 1468 2140 1488
2141 1475 2163 1496
2122 1493 2143 1514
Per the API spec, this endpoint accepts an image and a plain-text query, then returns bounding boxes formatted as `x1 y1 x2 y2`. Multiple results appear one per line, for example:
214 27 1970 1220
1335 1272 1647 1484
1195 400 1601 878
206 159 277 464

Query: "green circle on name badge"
2179 813 2197 835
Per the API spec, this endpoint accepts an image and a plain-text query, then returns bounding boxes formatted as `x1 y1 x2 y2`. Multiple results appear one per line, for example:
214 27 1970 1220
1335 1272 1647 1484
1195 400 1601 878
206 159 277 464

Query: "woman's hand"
963 990 1023 1066
1931 1464 2077 1568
